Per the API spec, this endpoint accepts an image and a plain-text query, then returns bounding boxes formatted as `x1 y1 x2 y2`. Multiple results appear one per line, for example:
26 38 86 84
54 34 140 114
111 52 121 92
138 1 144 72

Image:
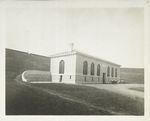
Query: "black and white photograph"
1 0 150 120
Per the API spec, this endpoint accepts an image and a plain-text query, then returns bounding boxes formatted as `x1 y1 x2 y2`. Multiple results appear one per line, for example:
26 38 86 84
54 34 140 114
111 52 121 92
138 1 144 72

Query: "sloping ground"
6 76 144 115
6 48 50 81
29 83 144 115
128 87 144 92
6 80 112 115
84 84 144 99
120 68 144 84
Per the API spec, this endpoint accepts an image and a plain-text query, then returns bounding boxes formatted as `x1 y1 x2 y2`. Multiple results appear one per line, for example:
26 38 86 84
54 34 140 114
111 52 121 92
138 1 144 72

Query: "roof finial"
68 43 74 52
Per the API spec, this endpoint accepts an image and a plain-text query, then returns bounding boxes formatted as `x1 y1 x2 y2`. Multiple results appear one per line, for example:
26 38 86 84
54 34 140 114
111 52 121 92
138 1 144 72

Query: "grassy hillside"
6 79 144 115
120 68 144 84
6 80 112 115
6 48 50 81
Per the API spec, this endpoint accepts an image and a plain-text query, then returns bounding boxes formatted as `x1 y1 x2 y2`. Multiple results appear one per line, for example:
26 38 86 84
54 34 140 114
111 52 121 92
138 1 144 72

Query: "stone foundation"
75 75 120 84
75 75 103 84
51 74 76 84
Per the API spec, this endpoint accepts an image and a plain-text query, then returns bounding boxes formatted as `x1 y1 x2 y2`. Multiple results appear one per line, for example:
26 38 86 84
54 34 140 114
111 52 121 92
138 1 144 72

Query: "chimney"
68 43 74 52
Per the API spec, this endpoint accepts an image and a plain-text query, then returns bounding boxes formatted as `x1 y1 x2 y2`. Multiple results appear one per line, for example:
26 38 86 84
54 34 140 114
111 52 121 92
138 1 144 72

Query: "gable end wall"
50 55 76 83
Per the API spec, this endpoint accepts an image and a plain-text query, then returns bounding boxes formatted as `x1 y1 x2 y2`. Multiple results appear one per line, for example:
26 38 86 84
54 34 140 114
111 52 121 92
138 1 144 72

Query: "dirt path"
83 84 144 100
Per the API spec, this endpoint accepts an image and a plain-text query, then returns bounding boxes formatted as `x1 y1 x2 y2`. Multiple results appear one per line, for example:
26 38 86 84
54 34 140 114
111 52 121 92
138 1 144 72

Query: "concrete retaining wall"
22 70 51 82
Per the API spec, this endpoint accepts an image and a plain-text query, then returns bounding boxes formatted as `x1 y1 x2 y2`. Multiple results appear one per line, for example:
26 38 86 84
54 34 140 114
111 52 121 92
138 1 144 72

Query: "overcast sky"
6 7 144 68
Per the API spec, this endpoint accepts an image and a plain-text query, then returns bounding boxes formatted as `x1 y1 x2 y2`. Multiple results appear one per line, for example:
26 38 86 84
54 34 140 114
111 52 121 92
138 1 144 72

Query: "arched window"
107 66 110 77
115 68 117 77
59 60 65 74
111 67 114 77
97 64 100 76
91 63 94 75
83 61 88 75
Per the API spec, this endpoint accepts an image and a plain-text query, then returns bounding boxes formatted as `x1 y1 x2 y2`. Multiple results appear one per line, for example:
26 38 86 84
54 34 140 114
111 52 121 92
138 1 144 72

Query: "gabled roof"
49 50 121 66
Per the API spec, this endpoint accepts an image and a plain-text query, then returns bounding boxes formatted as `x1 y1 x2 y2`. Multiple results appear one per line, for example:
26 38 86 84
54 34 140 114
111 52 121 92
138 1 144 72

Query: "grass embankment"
128 87 144 92
6 48 50 81
120 68 144 84
30 83 144 115
6 81 112 115
6 80 144 115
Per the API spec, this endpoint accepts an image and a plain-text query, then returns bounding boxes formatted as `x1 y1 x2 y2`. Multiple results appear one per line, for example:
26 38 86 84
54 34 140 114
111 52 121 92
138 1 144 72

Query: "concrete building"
50 44 121 84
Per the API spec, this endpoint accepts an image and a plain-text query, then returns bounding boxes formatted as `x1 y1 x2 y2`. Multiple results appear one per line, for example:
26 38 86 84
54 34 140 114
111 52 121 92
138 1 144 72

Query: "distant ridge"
6 48 49 58
120 68 144 84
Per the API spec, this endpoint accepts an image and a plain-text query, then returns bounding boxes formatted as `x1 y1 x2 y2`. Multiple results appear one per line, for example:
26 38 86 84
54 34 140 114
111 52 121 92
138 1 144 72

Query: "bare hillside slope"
6 48 50 81
120 68 144 84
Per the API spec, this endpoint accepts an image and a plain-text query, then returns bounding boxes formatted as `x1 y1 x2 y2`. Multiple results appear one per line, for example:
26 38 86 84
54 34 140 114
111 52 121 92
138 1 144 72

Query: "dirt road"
83 84 144 99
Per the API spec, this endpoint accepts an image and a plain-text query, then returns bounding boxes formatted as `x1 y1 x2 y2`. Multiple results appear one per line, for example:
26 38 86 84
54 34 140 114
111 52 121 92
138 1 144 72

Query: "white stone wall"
50 53 120 84
50 55 76 83
76 54 120 84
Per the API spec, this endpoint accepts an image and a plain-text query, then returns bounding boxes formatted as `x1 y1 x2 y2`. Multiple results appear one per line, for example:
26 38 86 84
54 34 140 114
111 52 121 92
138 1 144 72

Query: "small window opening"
70 75 71 79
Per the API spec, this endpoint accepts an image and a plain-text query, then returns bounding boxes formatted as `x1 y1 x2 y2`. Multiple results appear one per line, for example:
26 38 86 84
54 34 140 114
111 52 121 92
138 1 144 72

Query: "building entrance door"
103 73 106 84
60 75 62 82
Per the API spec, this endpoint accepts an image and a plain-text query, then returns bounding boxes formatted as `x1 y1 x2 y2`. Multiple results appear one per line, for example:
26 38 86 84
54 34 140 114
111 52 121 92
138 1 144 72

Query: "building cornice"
49 51 76 58
49 50 121 66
